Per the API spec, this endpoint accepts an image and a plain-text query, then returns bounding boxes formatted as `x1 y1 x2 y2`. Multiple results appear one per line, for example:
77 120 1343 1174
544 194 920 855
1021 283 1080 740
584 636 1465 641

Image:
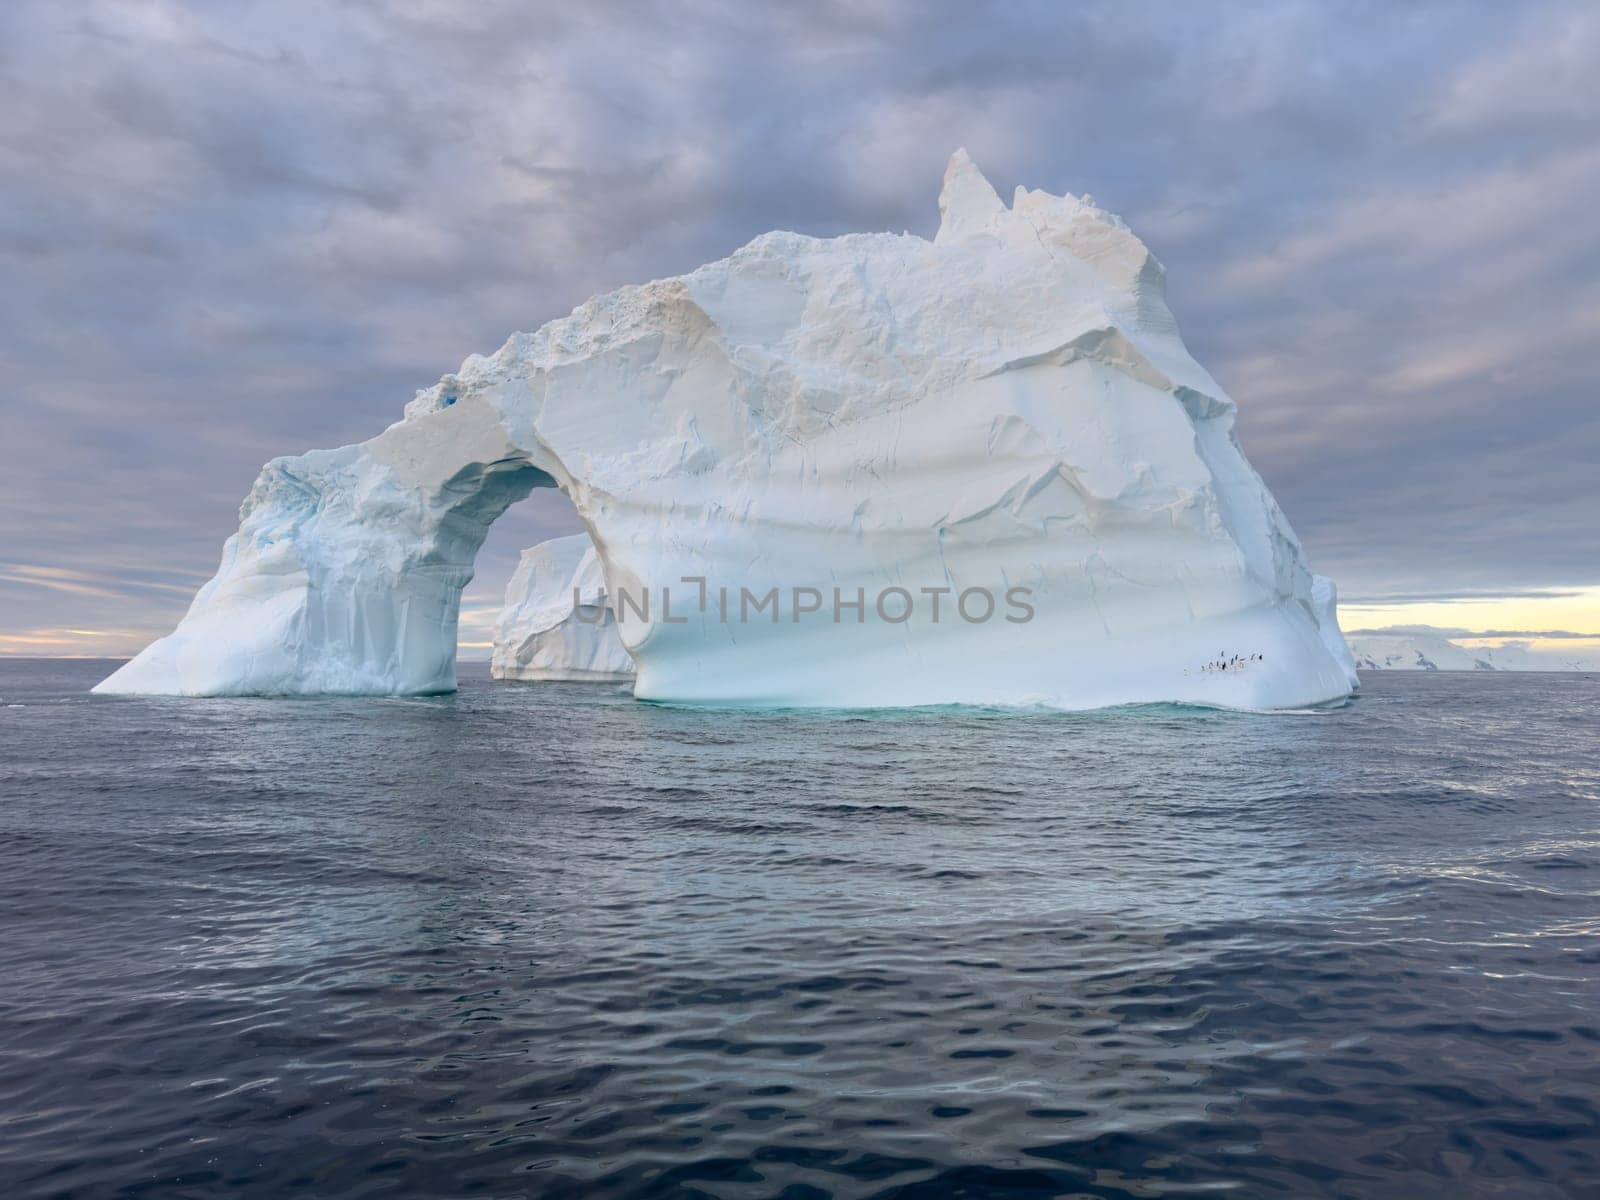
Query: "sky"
2 0 1598 658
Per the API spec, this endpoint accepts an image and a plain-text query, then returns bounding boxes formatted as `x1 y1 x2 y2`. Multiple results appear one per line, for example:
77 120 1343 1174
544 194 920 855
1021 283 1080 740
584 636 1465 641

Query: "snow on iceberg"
491 534 633 682
96 150 1356 710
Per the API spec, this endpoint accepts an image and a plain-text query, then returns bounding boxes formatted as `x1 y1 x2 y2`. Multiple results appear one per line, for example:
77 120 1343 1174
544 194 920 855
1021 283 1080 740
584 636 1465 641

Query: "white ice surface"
98 151 1356 709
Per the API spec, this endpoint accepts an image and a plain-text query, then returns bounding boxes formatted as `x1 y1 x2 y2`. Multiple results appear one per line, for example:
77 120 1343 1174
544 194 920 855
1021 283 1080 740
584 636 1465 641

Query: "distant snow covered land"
1347 628 1600 671
95 152 1361 710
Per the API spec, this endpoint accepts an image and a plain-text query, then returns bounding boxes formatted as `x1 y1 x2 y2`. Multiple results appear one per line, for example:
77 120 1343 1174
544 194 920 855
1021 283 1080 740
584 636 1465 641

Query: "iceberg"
96 150 1356 710
491 534 633 682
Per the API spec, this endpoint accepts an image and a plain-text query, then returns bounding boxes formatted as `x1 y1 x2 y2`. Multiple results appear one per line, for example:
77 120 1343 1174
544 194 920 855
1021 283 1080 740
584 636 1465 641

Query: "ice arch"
97 151 1358 709
95 401 559 695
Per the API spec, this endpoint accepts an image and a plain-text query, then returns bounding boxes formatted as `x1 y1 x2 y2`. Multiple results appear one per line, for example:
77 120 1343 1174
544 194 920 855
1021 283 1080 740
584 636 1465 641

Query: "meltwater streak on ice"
95 151 1357 710
5 661 1600 1198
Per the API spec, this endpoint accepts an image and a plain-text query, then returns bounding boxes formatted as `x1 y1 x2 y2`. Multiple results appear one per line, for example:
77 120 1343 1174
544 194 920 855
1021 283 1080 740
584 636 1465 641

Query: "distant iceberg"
492 535 633 682
96 151 1356 710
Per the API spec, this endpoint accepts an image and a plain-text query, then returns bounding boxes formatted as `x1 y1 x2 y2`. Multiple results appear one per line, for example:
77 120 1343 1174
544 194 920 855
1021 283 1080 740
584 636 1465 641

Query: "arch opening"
457 480 590 668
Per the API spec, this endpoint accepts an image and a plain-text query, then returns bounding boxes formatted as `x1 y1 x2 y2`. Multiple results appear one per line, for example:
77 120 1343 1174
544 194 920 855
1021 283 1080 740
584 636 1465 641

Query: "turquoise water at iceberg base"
1 660 1598 1198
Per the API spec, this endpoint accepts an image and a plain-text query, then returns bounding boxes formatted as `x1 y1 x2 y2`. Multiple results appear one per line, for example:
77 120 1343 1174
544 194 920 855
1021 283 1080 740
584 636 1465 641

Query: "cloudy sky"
3 0 1597 657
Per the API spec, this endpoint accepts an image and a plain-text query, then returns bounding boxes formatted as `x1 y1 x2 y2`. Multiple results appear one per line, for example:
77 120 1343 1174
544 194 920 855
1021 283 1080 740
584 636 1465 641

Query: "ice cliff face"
1312 575 1361 692
96 150 1356 709
491 534 633 682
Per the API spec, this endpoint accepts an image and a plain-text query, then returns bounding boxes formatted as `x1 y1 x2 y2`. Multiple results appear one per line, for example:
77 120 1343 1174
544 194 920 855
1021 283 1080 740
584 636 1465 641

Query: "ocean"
1 659 1597 1198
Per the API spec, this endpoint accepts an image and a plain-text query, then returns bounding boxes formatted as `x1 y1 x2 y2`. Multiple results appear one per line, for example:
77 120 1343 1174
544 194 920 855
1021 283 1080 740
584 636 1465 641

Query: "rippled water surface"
2 660 1598 1198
